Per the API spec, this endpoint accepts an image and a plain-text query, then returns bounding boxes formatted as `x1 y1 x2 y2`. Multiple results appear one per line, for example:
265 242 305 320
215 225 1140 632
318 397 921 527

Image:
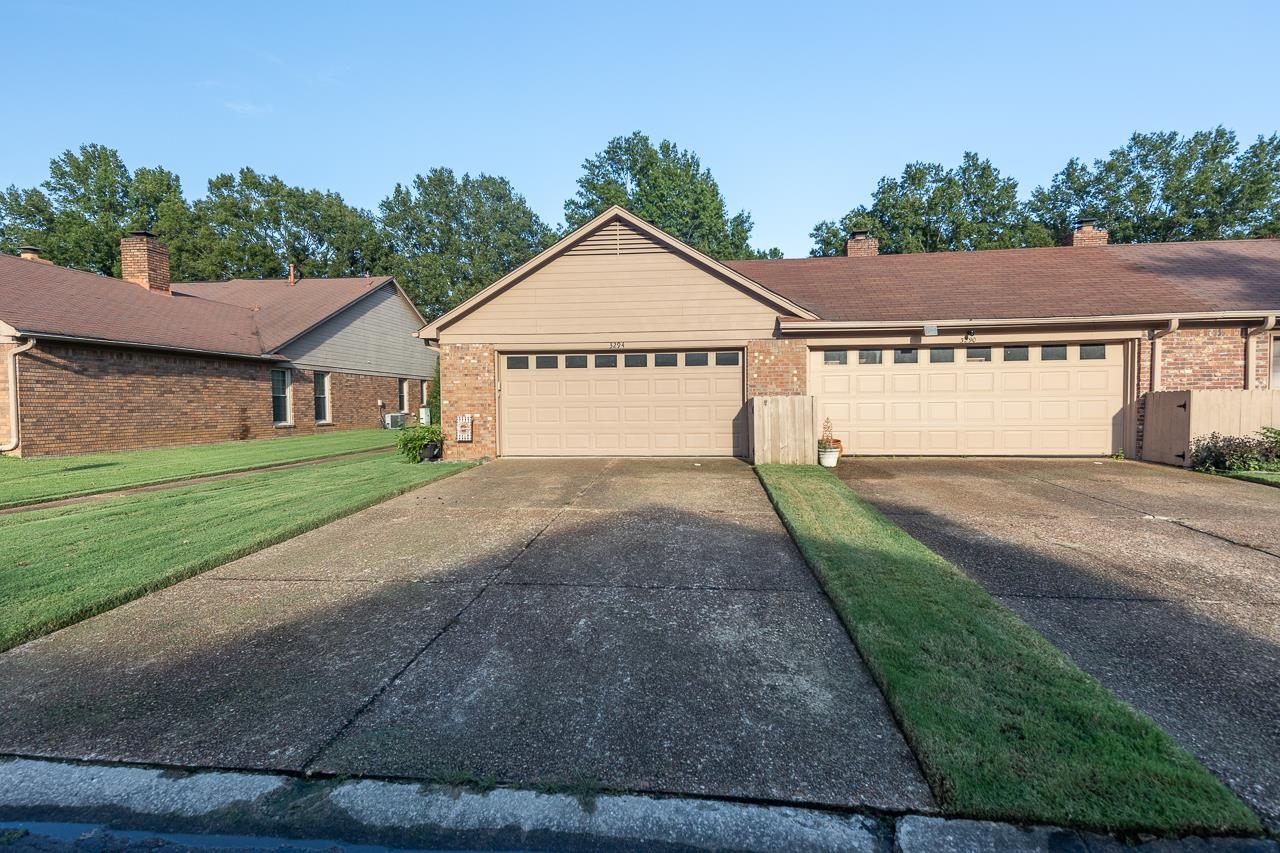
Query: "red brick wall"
10 341 427 457
746 339 807 397
440 343 496 460
1134 325 1262 457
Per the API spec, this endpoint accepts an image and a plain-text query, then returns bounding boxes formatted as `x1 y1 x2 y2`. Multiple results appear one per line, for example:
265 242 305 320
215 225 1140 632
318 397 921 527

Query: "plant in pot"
818 418 841 468
397 421 444 463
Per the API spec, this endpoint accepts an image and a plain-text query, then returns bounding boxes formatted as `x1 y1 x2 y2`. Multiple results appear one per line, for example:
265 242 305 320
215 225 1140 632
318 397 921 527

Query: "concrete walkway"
840 458 1280 832
0 459 930 812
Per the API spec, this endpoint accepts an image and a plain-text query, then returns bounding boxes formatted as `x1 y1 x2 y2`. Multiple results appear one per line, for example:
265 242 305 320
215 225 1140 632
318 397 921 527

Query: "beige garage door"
499 350 746 456
812 342 1125 455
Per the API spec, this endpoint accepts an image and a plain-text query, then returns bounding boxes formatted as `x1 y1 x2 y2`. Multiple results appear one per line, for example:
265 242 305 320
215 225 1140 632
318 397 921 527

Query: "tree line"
810 128 1280 255
3 127 1278 321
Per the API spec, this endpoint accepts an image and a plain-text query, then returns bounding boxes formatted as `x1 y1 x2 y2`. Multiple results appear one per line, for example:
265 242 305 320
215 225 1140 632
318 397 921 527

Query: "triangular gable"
418 206 817 340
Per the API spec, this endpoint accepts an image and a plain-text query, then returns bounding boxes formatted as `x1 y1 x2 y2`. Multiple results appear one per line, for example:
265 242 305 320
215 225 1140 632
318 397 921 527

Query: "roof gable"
420 206 817 340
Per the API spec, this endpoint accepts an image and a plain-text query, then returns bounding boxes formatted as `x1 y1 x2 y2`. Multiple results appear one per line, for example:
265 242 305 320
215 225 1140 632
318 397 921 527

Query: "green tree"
810 153 1050 256
1028 128 1280 243
566 131 776 259
378 168 554 320
187 168 386 281
0 144 197 277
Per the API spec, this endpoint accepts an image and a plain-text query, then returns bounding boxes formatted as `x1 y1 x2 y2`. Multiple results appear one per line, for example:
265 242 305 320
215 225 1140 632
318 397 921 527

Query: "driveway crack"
297 460 618 774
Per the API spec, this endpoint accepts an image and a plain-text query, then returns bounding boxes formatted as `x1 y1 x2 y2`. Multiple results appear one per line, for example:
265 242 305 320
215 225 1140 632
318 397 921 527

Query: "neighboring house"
420 206 1279 461
1 232 436 457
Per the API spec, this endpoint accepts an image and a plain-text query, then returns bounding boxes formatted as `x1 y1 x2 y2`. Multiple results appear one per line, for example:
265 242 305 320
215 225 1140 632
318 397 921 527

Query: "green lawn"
756 464 1260 836
0 454 470 652
1223 470 1280 488
0 430 398 510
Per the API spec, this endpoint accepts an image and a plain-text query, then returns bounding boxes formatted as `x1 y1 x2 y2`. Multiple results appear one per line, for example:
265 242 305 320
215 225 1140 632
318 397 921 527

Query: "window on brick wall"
398 379 408 412
314 372 330 423
1272 335 1279 388
271 369 291 425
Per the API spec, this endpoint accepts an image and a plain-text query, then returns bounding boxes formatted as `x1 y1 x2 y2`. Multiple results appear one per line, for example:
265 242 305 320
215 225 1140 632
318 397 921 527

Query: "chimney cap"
849 228 872 239
1073 217 1100 228
126 230 157 239
17 245 42 254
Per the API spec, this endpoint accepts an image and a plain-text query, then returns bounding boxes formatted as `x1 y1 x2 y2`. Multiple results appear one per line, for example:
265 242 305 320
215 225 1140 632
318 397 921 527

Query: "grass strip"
756 464 1260 836
1222 470 1280 488
0 430 398 510
0 454 471 652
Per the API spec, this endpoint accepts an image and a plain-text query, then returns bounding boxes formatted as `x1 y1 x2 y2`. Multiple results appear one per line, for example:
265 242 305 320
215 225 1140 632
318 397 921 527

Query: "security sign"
455 414 473 443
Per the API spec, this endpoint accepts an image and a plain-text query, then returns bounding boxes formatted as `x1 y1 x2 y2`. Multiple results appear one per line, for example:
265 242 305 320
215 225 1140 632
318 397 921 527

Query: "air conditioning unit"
383 412 406 429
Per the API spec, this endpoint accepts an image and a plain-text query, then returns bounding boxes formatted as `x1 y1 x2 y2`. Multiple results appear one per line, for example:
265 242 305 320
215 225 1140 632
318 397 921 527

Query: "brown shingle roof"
172 276 394 351
726 239 1280 323
0 254 394 357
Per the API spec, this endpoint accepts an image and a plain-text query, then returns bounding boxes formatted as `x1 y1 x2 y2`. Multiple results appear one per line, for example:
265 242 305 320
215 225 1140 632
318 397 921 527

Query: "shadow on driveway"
0 459 932 814
839 457 1280 831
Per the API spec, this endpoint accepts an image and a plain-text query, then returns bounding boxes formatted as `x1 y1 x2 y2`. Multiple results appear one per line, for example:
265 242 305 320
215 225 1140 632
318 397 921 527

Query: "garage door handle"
1176 402 1188 410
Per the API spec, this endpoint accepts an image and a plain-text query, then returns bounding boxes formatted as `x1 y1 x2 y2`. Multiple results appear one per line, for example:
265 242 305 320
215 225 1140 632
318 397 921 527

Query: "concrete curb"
0 758 1274 852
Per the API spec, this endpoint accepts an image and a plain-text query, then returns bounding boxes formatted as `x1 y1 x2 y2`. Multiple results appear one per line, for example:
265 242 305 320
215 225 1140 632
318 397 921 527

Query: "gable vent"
569 220 666 256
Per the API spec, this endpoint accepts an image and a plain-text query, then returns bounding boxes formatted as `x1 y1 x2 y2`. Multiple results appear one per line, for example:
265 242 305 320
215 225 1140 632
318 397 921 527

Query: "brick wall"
9 341 428 457
0 341 12 441
746 339 807 397
1134 325 1262 457
440 343 496 460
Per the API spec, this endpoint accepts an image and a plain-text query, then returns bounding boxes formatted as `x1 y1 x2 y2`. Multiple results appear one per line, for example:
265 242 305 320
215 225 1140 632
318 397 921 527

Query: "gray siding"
281 284 436 378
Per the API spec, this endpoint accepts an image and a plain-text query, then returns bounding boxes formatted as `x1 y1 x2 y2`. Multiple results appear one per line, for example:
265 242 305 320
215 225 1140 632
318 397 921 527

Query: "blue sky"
2 1 1277 257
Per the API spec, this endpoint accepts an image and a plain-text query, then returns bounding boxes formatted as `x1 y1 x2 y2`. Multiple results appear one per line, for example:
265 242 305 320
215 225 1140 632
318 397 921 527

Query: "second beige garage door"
812 342 1125 455
499 350 746 456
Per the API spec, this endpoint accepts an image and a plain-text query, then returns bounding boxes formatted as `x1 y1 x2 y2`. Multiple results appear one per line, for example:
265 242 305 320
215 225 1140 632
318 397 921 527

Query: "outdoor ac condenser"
383 412 406 429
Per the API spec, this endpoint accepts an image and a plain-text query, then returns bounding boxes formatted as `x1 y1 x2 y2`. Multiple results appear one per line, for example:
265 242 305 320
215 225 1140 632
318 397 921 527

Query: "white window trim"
314 372 332 425
397 378 408 413
271 368 293 427
1270 334 1279 389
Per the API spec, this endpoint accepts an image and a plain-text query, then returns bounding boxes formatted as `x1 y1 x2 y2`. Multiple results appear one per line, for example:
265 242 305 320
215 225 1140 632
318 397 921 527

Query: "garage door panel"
501 351 744 457
812 344 1123 457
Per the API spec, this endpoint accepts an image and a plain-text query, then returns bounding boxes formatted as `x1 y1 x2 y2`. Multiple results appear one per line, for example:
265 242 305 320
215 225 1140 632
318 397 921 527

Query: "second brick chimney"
845 230 879 257
1067 218 1109 247
121 231 171 294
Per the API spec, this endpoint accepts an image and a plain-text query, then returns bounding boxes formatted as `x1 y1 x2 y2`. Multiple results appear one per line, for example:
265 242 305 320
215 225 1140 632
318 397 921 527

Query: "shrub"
1190 429 1280 472
396 422 443 462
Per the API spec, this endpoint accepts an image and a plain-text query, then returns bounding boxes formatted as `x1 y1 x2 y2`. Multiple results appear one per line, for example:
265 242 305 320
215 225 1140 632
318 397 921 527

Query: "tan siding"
440 228 782 347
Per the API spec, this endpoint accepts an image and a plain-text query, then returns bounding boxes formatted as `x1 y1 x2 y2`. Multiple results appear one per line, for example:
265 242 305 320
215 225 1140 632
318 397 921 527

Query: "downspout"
1149 318 1179 393
1244 314 1276 390
1 336 35 453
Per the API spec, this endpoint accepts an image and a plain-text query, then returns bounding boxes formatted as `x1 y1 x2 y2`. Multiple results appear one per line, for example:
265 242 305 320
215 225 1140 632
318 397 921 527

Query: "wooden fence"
750 395 816 464
1143 390 1280 466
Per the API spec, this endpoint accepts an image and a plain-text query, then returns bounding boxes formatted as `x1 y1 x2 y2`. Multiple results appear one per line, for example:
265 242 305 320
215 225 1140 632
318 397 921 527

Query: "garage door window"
536 355 559 369
625 353 648 367
655 353 678 367
824 350 848 365
967 347 992 362
1004 346 1029 362
894 348 918 364
858 349 882 365
715 352 741 366
929 347 954 363
1080 344 1107 360
565 355 588 368
507 356 529 369
595 354 617 368
685 352 709 366
1041 345 1067 361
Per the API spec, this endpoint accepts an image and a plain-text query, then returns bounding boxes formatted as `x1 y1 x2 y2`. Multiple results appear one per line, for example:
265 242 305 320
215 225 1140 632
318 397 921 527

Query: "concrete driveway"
0 458 931 813
839 457 1280 831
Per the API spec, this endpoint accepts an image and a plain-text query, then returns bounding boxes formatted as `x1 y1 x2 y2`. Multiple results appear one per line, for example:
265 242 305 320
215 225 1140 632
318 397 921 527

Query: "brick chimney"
17 246 53 265
120 231 171 293
845 229 879 257
1067 218 1108 247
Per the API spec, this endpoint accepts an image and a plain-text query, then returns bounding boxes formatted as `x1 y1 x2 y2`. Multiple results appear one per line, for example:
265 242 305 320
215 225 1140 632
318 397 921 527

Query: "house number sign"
455 414 473 443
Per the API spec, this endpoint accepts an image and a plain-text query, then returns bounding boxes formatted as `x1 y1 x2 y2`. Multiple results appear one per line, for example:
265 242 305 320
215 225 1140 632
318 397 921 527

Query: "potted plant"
396 421 444 463
818 418 841 467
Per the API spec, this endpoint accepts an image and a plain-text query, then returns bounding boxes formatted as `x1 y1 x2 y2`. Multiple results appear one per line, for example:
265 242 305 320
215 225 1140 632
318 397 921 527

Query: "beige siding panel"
441 230 781 347
499 350 746 457
811 342 1125 456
